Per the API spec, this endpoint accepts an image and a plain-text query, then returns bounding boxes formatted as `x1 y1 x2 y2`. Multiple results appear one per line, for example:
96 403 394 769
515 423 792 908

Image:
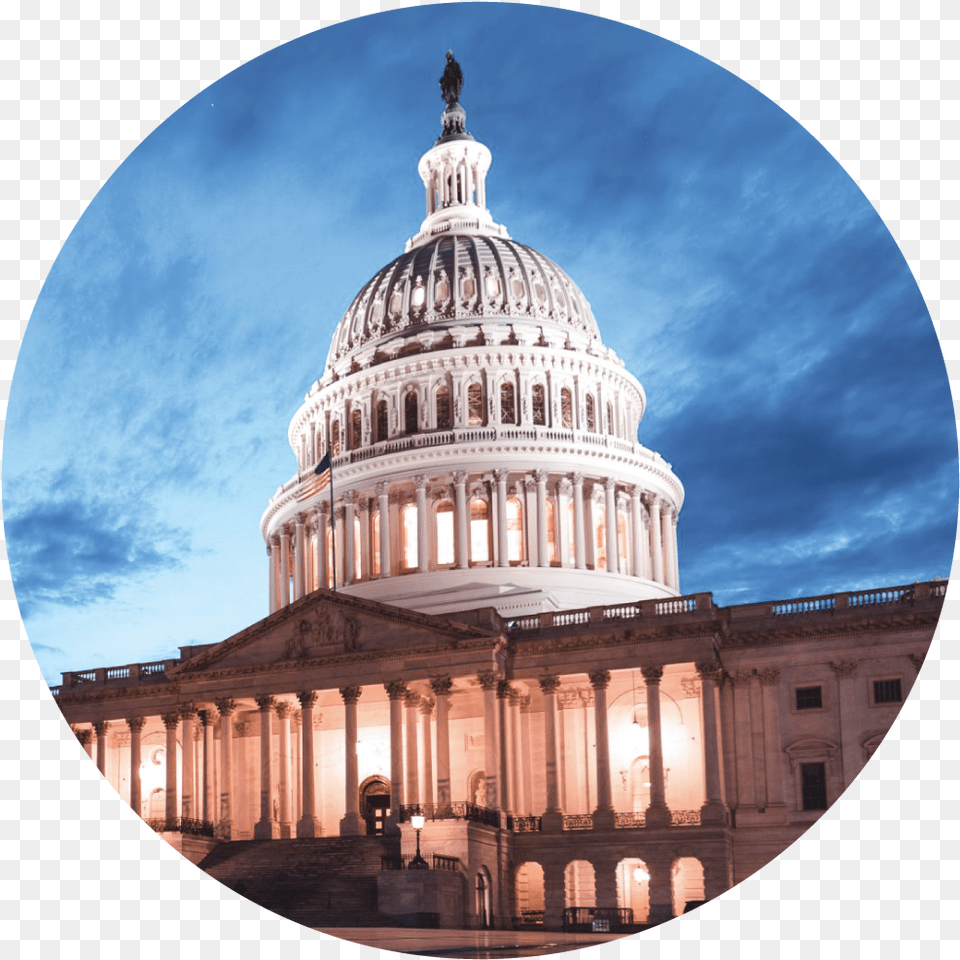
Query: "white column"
404 692 421 807
315 504 328 590
604 478 618 574
642 666 670 825
94 719 108 777
479 672 500 809
201 709 215 825
557 479 572 567
180 706 196 820
695 663 727 824
629 487 646 578
420 697 435 808
415 476 429 573
268 540 278 613
497 682 513 816
276 701 293 838
343 493 356 584
509 690 525 815
539 676 562 831
294 516 306 600
495 470 509 567
377 482 391 578
670 510 681 591
297 691 321 837
572 473 586 569
386 681 407 829
215 699 236 839
127 717 144 817
646 495 664 584
254 695 279 839
535 470 549 567
453 472 469 569
339 686 361 836
589 671 614 823
279 529 291 607
431 677 453 808
661 506 676 590
162 712 179 822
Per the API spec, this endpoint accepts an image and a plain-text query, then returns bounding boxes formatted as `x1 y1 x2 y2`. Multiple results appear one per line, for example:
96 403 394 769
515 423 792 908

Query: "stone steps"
198 836 400 927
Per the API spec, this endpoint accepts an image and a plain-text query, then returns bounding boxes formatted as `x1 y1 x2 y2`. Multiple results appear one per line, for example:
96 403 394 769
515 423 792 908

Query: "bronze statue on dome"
439 50 463 105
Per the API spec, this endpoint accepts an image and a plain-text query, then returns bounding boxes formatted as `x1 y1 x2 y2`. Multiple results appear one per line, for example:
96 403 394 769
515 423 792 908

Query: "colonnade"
267 471 681 612
76 661 727 840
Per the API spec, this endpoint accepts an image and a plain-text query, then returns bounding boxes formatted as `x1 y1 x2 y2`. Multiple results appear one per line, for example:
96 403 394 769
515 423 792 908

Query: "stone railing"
144 817 215 838
614 812 646 829
670 809 702 827
507 815 542 833
399 801 501 829
506 593 713 635
54 658 179 694
562 814 594 831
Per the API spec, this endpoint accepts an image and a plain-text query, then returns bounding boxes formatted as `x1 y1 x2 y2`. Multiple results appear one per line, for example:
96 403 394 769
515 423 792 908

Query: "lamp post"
409 813 429 869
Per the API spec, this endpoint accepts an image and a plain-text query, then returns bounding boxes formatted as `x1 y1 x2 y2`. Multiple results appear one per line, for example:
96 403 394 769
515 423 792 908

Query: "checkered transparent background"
4 2 957 957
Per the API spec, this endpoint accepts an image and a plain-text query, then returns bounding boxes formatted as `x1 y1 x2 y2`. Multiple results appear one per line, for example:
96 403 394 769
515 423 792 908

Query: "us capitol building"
52 58 942 935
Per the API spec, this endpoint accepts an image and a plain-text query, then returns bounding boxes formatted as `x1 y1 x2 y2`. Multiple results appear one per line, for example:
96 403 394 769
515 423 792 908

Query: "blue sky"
5 5 956 686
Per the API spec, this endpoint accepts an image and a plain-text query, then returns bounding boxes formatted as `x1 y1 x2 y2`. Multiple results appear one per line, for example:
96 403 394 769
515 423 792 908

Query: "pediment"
174 589 500 675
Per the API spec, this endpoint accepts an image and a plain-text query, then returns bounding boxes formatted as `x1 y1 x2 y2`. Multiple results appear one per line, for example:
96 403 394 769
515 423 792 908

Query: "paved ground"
316 927 629 958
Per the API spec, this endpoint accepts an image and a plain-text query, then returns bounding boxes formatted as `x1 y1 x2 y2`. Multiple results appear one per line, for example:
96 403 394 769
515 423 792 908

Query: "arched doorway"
476 866 493 928
360 776 391 836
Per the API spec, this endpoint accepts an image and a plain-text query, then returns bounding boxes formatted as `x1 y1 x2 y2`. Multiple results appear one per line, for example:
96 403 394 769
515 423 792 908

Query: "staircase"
197 835 400 928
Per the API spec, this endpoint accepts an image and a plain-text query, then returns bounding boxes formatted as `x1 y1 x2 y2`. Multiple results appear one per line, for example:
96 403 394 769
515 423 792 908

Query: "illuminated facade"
52 72 940 936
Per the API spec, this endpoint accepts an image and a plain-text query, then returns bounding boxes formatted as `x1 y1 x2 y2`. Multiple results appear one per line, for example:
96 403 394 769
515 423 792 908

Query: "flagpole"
329 455 337 593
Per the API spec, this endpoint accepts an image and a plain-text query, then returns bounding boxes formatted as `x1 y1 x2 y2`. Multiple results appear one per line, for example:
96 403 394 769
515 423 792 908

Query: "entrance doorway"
360 777 391 836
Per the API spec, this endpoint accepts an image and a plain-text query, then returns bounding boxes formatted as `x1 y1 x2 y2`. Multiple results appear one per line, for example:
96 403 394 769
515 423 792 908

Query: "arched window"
401 504 418 570
532 384 546 426
595 506 607 569
349 407 362 450
436 384 452 430
500 382 516 425
545 498 557 565
506 497 523 563
618 512 629 570
353 513 363 580
404 391 419 435
586 394 596 432
372 511 381 577
331 419 341 456
470 499 490 563
436 501 454 565
560 388 573 429
376 399 389 443
468 382 484 425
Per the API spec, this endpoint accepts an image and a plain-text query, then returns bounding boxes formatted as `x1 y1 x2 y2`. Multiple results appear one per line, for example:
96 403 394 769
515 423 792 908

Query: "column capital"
385 680 408 701
557 477 572 496
161 712 180 729
496 680 513 699
404 690 422 709
419 696 435 716
197 708 213 726
538 675 561 695
493 469 508 484
274 700 292 719
604 477 616 492
729 670 754 687
215 698 237 718
830 660 858 679
255 694 276 712
477 670 499 692
534 469 548 484
414 474 429 491
643 492 662 511
179 701 198 720
126 716 146 733
297 690 318 708
695 661 722 683
93 719 109 736
340 685 362 704
757 667 781 687
588 669 611 690
453 470 468 485
376 480 390 496
641 665 664 683
430 676 453 697
73 727 92 746
342 489 356 506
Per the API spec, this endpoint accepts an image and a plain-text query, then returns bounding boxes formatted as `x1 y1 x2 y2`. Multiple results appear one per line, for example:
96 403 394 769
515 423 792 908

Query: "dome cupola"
262 55 684 619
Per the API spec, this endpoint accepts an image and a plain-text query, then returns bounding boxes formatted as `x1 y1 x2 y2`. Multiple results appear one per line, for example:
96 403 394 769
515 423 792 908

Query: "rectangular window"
795 686 823 710
873 678 902 704
800 762 827 810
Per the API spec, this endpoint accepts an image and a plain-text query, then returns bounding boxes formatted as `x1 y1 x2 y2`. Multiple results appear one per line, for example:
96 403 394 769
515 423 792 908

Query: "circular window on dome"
4 3 953 955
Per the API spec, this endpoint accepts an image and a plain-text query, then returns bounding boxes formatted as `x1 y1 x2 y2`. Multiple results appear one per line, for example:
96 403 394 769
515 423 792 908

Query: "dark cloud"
4 490 189 618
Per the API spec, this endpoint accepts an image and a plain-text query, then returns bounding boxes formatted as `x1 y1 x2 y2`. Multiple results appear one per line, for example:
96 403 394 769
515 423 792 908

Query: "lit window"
468 383 484 425
470 499 489 563
331 420 341 456
405 391 418 435
795 687 823 710
485 275 500 298
586 394 596 432
873 679 902 704
411 285 425 308
561 388 573 429
372 511 381 576
353 514 362 580
506 497 523 563
532 384 546 426
500 382 516 425
545 498 557 565
376 400 389 443
350 408 362 450
436 385 452 429
402 504 418 570
801 763 827 810
436 502 455 565
595 507 606 569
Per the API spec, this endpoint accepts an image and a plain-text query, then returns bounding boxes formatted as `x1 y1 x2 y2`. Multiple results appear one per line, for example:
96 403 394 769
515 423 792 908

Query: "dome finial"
437 51 472 143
